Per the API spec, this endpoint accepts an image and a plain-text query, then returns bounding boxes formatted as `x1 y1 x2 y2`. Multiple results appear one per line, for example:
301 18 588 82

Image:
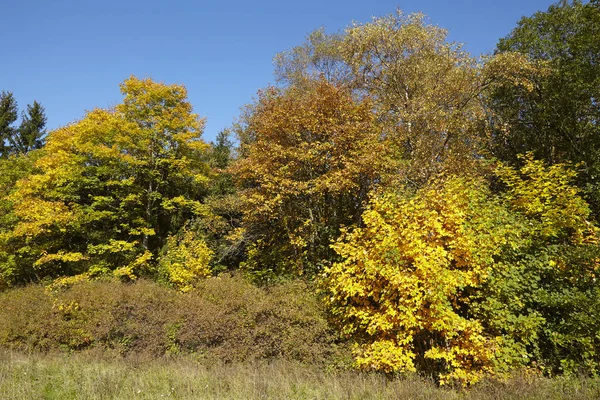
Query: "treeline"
1 0 599 386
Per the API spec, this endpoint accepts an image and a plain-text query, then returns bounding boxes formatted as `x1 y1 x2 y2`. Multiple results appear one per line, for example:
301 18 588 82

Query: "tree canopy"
0 77 210 286
233 80 387 277
235 10 536 277
490 0 600 217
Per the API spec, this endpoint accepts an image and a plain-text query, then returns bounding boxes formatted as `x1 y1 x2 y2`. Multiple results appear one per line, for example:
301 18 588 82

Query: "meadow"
2 350 600 400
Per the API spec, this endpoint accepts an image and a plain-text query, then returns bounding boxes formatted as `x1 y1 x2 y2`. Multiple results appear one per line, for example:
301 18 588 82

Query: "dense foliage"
233 80 387 278
0 77 211 287
236 11 535 278
1 1 599 387
325 157 600 384
490 0 600 218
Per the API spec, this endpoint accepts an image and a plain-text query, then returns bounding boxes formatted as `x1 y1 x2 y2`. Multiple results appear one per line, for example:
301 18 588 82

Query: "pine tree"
0 92 18 158
0 92 47 156
13 101 46 153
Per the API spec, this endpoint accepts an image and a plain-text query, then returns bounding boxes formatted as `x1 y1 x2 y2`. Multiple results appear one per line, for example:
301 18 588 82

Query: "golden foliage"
275 10 540 183
1 77 210 284
324 154 600 384
325 175 518 385
496 153 598 243
233 80 388 276
159 227 213 292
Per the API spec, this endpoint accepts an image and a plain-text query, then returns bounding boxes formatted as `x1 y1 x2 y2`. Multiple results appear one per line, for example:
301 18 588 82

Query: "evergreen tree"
0 92 47 156
13 101 46 153
0 92 18 158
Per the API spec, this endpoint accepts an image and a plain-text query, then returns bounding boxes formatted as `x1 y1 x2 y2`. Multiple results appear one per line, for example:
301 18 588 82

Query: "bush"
158 226 213 292
324 157 600 384
0 275 349 366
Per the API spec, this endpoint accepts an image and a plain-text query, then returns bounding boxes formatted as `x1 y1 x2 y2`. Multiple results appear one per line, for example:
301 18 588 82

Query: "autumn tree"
233 80 388 278
489 0 600 217
0 96 45 286
0 76 211 286
0 152 42 289
158 224 213 292
325 174 517 385
236 10 536 279
275 11 536 184
324 156 600 384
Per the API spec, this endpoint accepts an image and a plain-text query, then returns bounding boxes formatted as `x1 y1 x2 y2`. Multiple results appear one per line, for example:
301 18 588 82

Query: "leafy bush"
325 175 517 385
158 226 213 292
0 275 349 366
324 156 600 385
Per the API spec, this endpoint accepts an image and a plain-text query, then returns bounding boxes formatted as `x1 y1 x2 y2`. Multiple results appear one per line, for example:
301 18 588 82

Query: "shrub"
158 226 213 292
0 276 349 366
324 157 600 385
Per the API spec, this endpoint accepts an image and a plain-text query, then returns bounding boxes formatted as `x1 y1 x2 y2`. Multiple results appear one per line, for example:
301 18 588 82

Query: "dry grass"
1 351 600 400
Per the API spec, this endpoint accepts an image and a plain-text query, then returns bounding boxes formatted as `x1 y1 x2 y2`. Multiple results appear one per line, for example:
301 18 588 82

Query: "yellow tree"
275 10 537 184
324 156 600 384
324 175 520 385
0 77 210 286
0 152 42 289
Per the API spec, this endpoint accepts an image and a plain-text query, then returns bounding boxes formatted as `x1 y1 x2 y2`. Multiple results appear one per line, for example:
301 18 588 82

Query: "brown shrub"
0 285 55 351
0 275 349 366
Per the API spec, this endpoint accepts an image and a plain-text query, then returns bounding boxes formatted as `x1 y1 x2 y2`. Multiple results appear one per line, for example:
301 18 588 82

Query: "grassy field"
1 351 600 400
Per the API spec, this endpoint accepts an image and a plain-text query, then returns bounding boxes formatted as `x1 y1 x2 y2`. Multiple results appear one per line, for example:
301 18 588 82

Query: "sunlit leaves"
325 156 600 384
159 226 213 292
0 77 210 285
325 175 515 385
496 153 597 242
234 80 387 277
275 10 538 184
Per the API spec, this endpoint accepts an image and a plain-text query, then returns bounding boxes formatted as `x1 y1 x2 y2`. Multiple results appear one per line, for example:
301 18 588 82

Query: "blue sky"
3 0 556 143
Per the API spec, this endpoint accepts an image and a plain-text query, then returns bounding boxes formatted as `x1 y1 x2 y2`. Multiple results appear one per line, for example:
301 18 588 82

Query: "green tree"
274 28 350 87
0 91 18 158
489 0 600 217
209 130 234 170
12 101 46 153
0 93 47 156
476 155 600 376
0 76 210 286
192 129 245 272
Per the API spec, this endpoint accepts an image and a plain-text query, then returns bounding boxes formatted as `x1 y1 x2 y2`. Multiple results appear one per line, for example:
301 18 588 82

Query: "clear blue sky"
3 0 556 143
